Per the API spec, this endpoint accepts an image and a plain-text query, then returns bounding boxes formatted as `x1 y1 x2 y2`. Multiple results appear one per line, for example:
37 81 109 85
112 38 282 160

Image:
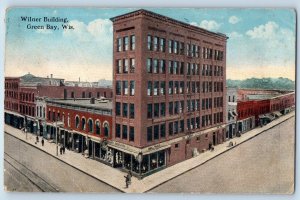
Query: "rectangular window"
129 126 134 142
130 58 135 73
154 81 159 96
154 103 159 118
168 60 173 74
130 81 135 96
160 60 166 73
124 36 129 51
169 102 173 115
174 121 179 134
169 122 173 136
117 38 122 52
153 59 159 73
116 81 121 95
123 59 128 73
147 104 153 118
116 124 121 138
160 124 166 138
179 42 184 55
154 125 159 140
180 120 184 132
123 81 128 95
129 103 135 119
154 36 159 51
123 103 128 117
160 102 165 117
160 38 165 52
147 81 152 96
147 35 153 50
122 125 128 139
160 81 165 95
147 126 153 142
174 41 178 54
147 58 152 73
116 102 121 116
174 101 179 114
168 81 173 95
130 35 135 50
168 40 173 53
116 59 122 74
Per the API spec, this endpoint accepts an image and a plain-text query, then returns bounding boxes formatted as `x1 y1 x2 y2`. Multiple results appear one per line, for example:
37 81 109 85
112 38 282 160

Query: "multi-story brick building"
110 9 227 176
45 98 113 163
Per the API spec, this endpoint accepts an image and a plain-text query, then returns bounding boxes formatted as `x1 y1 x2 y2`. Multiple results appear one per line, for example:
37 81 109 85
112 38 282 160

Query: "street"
149 116 295 193
4 116 295 193
4 133 121 193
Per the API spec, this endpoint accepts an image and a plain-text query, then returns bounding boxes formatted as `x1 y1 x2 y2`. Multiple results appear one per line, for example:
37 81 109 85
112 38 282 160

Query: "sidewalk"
4 111 295 193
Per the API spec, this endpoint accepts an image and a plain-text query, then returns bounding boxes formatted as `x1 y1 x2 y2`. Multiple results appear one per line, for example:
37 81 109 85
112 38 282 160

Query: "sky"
4 8 296 81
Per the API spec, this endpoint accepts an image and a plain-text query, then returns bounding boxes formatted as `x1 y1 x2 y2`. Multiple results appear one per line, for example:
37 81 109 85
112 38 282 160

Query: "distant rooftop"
20 73 64 87
46 98 112 111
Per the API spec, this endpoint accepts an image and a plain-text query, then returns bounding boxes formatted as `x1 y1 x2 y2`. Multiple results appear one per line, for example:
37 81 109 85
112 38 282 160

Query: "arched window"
95 120 101 135
75 116 80 128
104 122 109 137
81 117 86 130
88 119 93 133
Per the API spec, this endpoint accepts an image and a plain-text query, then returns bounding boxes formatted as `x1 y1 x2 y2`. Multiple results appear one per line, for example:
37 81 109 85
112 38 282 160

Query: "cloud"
198 20 221 31
227 31 243 38
63 18 113 42
246 21 279 39
228 16 241 24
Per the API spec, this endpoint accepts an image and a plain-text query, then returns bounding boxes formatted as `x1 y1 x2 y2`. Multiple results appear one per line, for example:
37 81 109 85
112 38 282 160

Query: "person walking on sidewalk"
62 146 65 154
41 138 44 146
36 135 39 143
124 171 132 188
60 146 62 155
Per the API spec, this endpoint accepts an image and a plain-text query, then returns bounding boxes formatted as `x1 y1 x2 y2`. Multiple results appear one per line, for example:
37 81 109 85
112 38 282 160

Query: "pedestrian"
62 146 65 154
124 172 131 188
60 146 62 155
36 135 39 143
41 138 44 146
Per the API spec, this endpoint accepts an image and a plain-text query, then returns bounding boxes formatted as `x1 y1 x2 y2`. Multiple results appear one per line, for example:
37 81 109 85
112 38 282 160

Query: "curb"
4 131 124 193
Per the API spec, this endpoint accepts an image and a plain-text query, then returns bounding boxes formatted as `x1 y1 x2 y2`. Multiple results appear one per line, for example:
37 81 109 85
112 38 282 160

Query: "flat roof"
46 98 112 110
110 9 227 39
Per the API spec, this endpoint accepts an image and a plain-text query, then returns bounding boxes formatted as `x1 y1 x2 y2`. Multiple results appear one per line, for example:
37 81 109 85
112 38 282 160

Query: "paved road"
150 117 295 193
4 133 121 193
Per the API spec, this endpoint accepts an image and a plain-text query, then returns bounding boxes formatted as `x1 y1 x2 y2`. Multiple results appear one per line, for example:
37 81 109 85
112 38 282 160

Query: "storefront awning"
141 144 171 156
107 143 139 157
4 110 24 118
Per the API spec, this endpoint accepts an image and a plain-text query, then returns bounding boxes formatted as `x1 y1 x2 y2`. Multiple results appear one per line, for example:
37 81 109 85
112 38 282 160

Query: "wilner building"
110 9 227 177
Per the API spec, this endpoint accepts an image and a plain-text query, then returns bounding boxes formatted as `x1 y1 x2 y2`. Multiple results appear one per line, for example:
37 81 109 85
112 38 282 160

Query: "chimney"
50 74 53 78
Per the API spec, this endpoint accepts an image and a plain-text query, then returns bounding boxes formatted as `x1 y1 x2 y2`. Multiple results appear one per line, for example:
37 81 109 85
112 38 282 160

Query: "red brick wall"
4 77 20 112
46 105 113 140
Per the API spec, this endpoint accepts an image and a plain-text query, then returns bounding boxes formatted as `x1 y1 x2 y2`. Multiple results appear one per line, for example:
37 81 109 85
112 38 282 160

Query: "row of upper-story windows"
116 58 135 74
5 82 18 89
146 112 223 143
115 102 135 119
20 92 35 102
147 98 223 119
146 58 224 76
36 106 46 119
115 81 135 96
147 34 224 60
5 101 18 111
146 80 223 96
48 111 110 137
5 91 18 99
115 124 134 142
228 95 236 102
20 104 35 117
117 35 135 52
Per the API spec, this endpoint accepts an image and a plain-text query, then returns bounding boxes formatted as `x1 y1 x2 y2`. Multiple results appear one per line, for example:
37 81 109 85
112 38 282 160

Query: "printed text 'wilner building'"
109 9 228 177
